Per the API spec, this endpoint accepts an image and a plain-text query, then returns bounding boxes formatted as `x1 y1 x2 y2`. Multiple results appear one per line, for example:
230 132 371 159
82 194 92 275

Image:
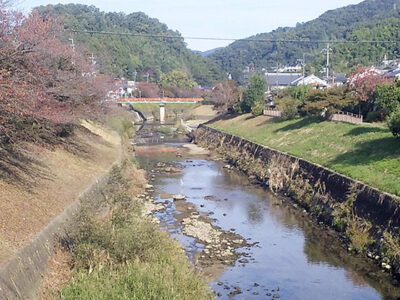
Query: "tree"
388 108 400 138
159 70 197 90
348 67 391 115
375 81 400 116
303 87 357 116
241 76 266 113
275 97 300 120
36 4 225 86
285 85 312 104
209 80 241 112
0 7 112 146
136 82 160 98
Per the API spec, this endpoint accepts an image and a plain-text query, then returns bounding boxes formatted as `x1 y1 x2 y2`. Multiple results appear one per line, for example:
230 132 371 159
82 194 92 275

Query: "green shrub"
346 220 374 252
375 81 400 114
366 110 387 123
251 102 264 116
388 108 400 138
303 88 357 117
275 97 299 120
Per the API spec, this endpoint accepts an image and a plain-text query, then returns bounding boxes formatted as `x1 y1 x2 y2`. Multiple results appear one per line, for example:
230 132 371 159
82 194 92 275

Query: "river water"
134 142 400 300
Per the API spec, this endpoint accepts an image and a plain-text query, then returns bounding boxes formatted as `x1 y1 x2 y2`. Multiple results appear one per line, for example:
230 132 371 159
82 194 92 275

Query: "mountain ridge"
37 4 225 86
209 0 400 83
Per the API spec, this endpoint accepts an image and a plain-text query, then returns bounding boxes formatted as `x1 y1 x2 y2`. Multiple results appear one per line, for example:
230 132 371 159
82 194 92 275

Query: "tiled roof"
265 73 303 86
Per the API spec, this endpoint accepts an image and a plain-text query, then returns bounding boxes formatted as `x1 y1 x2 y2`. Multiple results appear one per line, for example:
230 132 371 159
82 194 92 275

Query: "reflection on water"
135 144 400 300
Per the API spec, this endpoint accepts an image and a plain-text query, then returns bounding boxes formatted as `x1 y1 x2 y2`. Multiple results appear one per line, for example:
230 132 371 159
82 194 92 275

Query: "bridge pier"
159 103 165 124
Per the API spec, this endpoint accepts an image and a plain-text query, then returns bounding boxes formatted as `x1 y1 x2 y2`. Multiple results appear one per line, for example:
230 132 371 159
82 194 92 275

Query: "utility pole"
275 62 278 95
69 38 75 65
298 53 306 85
89 53 96 77
90 53 96 65
321 43 332 79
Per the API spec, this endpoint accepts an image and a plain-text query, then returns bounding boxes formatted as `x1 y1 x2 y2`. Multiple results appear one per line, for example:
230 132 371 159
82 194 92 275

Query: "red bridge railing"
118 97 203 102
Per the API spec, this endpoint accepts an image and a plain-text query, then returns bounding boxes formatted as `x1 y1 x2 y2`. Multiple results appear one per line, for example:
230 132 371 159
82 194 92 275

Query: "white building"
291 74 329 88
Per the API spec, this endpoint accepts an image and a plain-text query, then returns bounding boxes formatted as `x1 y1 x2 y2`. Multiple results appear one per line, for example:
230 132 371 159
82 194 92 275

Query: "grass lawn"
210 114 400 197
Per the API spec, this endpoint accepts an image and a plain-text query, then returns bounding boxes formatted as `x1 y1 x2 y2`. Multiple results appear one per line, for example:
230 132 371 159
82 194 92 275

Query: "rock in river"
165 167 180 173
173 194 186 201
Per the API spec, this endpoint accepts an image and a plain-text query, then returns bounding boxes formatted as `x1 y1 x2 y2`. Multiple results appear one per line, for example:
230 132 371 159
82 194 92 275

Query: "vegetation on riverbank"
44 160 212 299
195 125 400 283
210 114 400 196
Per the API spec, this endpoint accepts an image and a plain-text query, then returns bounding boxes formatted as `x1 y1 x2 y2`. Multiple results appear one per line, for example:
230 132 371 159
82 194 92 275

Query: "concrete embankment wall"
0 167 116 300
195 125 400 272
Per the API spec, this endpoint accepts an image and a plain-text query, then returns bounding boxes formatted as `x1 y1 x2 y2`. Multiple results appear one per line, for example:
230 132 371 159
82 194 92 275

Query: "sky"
18 0 363 51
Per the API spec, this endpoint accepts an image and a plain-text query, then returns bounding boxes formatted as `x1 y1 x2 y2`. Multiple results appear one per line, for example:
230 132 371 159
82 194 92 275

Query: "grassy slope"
211 114 400 196
0 121 121 266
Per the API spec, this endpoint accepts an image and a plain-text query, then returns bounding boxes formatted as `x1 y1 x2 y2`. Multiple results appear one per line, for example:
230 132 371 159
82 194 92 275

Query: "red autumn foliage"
136 82 160 98
348 67 392 102
0 4 113 145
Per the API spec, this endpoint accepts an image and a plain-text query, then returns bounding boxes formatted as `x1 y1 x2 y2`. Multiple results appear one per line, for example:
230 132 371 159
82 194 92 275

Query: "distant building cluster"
107 79 137 100
241 57 400 93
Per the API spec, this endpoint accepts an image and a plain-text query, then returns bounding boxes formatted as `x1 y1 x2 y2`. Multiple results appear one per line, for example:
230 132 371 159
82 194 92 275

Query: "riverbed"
134 142 400 300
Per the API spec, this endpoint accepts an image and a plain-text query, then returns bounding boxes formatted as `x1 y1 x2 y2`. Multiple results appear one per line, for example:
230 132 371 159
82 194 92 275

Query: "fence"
263 109 282 117
329 112 363 124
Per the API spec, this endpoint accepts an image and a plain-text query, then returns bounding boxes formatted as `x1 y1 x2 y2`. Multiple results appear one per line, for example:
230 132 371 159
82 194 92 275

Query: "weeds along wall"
195 124 400 276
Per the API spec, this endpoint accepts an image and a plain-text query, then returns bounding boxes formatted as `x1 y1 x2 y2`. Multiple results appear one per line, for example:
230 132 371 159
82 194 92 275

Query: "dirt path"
0 121 121 267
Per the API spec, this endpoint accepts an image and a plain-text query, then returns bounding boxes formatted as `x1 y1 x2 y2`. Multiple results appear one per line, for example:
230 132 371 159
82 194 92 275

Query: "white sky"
19 0 363 51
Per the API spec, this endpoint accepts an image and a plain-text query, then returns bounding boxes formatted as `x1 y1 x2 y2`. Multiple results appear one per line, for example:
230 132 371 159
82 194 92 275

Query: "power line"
67 29 400 44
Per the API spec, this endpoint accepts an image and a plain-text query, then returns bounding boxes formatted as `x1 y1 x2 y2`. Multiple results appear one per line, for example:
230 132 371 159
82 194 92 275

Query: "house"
384 68 400 80
242 64 255 82
274 64 303 73
123 81 137 95
381 57 400 69
348 67 386 86
265 73 303 89
290 74 329 88
323 73 348 87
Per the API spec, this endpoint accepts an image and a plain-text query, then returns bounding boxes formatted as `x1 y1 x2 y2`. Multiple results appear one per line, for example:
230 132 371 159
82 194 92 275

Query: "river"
134 139 400 300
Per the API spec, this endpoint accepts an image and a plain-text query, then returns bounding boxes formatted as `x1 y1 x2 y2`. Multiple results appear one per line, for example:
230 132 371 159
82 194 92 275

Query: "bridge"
117 97 203 123
117 97 203 104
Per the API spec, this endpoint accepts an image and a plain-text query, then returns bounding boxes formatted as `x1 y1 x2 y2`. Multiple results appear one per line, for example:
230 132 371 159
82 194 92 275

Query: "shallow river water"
135 142 400 300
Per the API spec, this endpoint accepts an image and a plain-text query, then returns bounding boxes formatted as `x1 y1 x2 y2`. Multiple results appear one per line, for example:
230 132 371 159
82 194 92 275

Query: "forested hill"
37 4 225 86
209 0 400 83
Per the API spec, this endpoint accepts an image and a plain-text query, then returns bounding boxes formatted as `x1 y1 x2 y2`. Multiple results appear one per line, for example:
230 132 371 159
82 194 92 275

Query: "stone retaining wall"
329 113 363 124
195 125 400 275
